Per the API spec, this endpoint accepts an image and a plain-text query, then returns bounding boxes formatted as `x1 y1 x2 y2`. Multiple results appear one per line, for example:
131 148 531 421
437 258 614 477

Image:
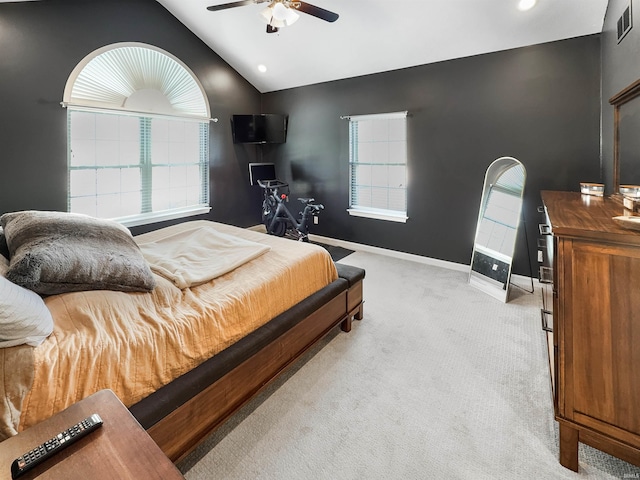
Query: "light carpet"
178 251 640 479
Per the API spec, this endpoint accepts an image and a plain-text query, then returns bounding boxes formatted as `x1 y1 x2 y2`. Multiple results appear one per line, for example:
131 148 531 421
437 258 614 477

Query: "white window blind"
347 111 408 222
68 110 209 224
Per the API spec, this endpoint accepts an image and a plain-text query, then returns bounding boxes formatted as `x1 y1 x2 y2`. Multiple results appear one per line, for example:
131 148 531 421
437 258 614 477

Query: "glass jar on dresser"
541 190 640 471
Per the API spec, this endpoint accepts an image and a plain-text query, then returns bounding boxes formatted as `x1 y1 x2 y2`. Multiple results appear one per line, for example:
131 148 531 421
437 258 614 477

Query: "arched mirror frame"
610 78 640 193
469 156 526 303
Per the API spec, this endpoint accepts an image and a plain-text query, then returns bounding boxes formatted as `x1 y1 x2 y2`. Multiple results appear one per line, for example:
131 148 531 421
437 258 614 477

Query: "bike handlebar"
257 179 289 189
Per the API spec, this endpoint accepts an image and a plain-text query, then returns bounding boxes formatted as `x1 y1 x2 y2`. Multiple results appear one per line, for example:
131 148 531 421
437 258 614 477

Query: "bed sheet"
0 221 337 439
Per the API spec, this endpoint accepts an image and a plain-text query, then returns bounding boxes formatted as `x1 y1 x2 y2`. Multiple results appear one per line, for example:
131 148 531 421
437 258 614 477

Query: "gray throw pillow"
1 211 156 295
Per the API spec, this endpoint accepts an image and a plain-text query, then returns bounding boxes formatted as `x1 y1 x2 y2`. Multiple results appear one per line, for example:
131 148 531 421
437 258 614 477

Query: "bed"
0 212 364 461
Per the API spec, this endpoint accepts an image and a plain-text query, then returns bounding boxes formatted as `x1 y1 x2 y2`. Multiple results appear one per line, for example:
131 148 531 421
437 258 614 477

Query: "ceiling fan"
207 0 339 33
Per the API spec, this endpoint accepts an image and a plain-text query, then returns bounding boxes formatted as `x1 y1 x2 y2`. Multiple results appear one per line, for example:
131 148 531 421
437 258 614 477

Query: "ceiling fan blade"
296 2 339 22
207 0 268 12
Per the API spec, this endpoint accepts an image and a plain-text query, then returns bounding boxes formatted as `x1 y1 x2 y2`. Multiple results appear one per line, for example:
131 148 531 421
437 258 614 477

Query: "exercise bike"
257 179 324 242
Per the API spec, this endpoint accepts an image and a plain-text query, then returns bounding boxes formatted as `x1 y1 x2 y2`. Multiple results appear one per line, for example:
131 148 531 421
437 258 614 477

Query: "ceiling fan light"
272 3 288 19
270 17 286 28
272 2 299 25
260 6 274 24
283 8 299 25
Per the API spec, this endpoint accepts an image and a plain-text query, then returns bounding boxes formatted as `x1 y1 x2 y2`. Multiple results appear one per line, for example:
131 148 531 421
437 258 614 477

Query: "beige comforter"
137 222 271 288
0 221 337 439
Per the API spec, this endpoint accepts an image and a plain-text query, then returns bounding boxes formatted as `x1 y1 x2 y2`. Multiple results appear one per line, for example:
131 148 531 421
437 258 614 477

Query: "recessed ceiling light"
257 64 267 73
518 0 536 11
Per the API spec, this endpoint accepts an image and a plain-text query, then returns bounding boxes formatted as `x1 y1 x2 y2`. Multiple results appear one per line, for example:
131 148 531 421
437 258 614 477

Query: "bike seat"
297 197 315 204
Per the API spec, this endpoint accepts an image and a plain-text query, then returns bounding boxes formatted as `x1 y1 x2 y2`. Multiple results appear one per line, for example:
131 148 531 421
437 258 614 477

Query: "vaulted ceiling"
158 0 609 93
0 0 609 93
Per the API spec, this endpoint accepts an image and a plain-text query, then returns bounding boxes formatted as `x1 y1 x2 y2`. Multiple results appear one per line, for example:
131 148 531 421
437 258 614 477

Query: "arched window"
63 43 212 227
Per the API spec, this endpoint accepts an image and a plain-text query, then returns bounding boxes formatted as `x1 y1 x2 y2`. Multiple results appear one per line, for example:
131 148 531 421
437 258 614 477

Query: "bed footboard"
336 263 365 333
133 276 360 462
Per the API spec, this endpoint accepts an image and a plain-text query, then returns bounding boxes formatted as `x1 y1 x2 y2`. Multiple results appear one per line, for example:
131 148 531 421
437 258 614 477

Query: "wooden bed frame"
134 266 364 462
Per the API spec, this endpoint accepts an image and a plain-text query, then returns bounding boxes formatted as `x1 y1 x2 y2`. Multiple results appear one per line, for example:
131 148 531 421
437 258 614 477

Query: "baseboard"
249 225 536 289
308 233 469 273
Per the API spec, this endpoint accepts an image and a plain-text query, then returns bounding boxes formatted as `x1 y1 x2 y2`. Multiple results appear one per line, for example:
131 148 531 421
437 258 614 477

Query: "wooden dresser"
540 190 640 471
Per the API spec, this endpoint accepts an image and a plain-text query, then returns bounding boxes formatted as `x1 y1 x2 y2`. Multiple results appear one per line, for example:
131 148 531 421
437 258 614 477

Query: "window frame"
347 111 409 223
63 43 212 228
67 107 210 228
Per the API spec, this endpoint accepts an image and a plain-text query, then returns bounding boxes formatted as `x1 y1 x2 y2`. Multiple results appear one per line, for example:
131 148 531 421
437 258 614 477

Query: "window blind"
64 43 211 227
68 109 209 224
65 44 209 119
348 111 408 222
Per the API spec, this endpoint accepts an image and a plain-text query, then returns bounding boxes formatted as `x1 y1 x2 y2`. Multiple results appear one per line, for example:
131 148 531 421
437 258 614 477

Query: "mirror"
469 157 526 303
610 79 640 193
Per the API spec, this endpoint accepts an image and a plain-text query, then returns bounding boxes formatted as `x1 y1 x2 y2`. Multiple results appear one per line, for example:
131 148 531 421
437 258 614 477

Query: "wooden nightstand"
0 389 184 480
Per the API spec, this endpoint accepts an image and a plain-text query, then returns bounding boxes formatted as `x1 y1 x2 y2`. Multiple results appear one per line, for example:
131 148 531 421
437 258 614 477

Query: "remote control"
10 413 103 479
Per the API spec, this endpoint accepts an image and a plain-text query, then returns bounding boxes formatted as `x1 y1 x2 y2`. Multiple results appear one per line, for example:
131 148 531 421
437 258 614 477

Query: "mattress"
0 221 337 439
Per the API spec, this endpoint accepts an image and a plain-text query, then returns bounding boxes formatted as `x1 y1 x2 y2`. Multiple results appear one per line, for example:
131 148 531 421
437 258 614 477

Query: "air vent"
617 2 633 43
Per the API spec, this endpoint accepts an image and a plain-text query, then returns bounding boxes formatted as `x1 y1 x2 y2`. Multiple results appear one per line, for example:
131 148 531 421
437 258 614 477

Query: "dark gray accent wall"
601 0 640 192
262 36 601 275
0 0 262 231
0 1 603 274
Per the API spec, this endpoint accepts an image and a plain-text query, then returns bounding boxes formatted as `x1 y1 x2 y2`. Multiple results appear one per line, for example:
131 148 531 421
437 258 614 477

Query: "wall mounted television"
248 162 277 186
231 114 288 144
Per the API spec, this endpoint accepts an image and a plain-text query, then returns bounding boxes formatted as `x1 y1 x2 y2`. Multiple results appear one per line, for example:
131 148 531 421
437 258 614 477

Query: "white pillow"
0 256 53 348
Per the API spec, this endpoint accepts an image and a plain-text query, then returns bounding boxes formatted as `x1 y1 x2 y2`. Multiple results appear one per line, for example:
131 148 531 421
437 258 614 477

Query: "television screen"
232 114 287 144
262 114 287 143
249 162 277 186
